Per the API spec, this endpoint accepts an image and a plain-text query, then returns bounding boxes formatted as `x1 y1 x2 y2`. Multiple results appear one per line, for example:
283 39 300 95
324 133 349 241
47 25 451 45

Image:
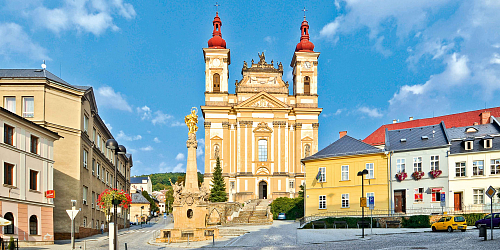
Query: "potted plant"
412 171 425 180
395 172 407 181
429 169 442 178
97 189 132 216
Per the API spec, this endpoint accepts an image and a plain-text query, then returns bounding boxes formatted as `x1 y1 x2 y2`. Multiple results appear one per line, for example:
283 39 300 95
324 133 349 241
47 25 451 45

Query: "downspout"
389 151 393 216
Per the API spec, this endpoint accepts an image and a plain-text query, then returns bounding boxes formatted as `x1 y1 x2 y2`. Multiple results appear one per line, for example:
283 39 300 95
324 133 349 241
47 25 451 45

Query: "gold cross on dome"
302 7 307 18
215 2 220 12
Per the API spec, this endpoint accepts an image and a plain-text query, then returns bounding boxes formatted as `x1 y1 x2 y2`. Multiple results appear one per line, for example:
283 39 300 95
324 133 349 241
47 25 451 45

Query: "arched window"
213 73 220 92
30 215 38 235
304 144 311 157
4 212 14 234
258 139 268 162
304 76 310 95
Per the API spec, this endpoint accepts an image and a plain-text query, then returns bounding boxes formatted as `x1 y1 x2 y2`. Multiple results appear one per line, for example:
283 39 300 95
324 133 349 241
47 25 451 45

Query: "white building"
130 176 152 194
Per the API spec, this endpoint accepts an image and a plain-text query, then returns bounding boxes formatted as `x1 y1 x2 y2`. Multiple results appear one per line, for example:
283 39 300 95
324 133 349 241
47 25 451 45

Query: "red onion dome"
208 12 226 49
295 18 314 52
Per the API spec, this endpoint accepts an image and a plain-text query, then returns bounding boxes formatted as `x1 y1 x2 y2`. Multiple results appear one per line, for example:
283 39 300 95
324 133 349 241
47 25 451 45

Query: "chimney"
480 111 491 125
473 122 479 125
339 131 347 139
409 117 413 121
393 119 397 124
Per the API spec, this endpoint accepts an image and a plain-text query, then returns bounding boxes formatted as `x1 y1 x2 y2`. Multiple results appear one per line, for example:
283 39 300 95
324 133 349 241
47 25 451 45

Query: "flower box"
396 172 407 181
429 169 442 178
97 189 132 215
412 171 425 180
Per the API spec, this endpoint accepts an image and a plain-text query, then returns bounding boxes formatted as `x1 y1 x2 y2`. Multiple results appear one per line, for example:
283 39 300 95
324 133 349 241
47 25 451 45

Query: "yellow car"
431 216 467 232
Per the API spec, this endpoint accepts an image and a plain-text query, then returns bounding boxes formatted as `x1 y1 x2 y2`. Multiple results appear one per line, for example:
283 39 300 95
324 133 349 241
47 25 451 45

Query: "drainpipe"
388 151 394 216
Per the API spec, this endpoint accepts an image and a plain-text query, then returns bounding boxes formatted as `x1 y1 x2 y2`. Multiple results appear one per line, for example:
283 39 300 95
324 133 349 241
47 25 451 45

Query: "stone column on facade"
230 123 237 174
238 121 246 174
246 121 252 174
294 123 302 174
280 122 286 174
272 121 280 174
312 123 319 154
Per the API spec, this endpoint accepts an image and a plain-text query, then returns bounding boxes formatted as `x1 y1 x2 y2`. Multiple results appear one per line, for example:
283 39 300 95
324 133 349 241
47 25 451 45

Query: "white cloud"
137 106 152 120
151 111 173 125
26 0 136 36
0 23 49 62
102 120 112 131
135 160 142 164
95 86 132 112
140 146 153 151
171 121 184 127
322 109 344 118
172 163 184 172
358 106 383 118
128 148 137 154
319 16 342 40
153 137 161 143
116 130 142 141
197 139 204 157
175 153 185 161
263 36 276 44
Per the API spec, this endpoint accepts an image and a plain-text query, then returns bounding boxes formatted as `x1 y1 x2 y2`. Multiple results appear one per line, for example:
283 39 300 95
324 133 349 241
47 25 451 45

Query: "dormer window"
484 138 493 149
465 127 478 133
400 138 406 142
465 141 473 150
421 136 429 140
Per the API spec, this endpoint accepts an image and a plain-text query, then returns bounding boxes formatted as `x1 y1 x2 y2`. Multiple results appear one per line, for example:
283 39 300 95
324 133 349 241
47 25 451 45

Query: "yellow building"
302 133 389 217
201 13 322 202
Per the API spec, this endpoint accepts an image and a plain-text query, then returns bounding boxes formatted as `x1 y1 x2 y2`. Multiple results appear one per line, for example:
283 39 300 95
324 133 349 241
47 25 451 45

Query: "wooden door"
454 193 462 211
394 190 405 213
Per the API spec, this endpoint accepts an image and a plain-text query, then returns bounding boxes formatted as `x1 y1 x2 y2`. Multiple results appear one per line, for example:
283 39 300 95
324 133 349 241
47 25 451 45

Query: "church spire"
207 12 226 49
295 12 315 52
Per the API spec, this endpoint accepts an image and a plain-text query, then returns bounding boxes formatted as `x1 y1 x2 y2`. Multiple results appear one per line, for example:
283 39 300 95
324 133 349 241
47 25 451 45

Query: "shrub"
270 197 304 220
7 236 15 250
401 215 430 228
302 217 376 229
460 213 486 226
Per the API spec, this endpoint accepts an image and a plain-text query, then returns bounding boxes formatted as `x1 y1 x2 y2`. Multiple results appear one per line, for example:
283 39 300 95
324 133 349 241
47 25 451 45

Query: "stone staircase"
230 199 272 225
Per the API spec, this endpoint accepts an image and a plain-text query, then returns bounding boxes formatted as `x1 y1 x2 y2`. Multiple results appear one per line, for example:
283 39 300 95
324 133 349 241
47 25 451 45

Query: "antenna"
41 60 46 70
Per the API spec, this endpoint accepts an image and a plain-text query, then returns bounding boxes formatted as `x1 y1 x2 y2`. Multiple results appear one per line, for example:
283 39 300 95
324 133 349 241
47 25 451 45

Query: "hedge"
270 197 304 220
401 215 430 228
459 213 486 226
302 217 376 229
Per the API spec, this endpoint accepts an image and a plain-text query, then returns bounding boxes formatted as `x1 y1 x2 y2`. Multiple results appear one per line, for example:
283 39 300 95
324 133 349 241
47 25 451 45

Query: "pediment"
210 135 223 141
236 92 289 109
253 122 273 133
256 166 270 175
302 136 314 142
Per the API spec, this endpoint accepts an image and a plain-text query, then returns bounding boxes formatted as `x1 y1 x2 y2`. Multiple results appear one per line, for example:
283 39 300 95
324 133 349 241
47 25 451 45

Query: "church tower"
203 12 230 95
291 16 320 98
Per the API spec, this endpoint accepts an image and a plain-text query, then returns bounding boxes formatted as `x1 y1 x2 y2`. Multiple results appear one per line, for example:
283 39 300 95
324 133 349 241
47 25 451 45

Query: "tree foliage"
209 157 227 202
136 172 204 191
142 190 160 214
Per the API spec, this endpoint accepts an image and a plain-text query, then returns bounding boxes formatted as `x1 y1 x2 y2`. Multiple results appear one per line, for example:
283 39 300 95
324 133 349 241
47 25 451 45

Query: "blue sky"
1 0 500 176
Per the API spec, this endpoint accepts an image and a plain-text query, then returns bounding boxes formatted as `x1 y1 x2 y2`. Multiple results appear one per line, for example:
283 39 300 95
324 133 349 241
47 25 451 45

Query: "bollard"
124 243 128 250
479 224 487 241
213 233 215 246
188 234 190 245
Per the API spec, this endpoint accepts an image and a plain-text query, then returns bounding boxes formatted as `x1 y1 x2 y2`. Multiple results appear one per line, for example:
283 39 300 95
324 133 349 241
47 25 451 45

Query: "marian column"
184 107 200 192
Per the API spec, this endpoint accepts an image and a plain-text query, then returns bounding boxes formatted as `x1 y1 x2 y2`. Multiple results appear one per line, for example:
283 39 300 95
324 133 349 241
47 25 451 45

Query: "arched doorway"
259 181 267 199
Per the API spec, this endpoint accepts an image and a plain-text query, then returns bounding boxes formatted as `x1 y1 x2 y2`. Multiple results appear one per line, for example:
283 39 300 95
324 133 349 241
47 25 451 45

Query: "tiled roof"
131 193 150 204
364 107 500 146
130 177 149 184
303 135 382 161
447 123 500 140
0 69 90 91
386 122 449 151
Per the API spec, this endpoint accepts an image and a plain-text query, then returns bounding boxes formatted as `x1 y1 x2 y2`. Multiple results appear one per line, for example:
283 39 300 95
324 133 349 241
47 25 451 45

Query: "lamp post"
357 169 369 238
140 206 144 228
106 139 126 250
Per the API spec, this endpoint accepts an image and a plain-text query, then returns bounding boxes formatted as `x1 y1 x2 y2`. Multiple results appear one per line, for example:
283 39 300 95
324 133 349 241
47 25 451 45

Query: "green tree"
165 186 174 214
209 157 227 202
298 184 304 198
142 191 159 214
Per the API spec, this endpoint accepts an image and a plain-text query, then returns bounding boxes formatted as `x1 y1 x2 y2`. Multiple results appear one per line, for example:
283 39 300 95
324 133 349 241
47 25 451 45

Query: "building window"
102 167 105 182
4 124 14 145
83 149 88 169
366 163 374 179
341 194 349 208
22 97 34 118
304 144 311 157
4 162 14 186
4 97 16 113
97 134 101 148
258 139 268 162
413 157 422 172
318 167 326 182
304 76 311 95
97 162 100 179
83 217 87 227
230 181 235 190
277 180 281 190
430 155 439 171
93 128 96 142
431 189 442 202
106 172 109 185
455 162 466 177
213 73 220 92
4 212 14 234
319 195 326 209
473 160 484 176
341 165 349 181
491 159 500 175
473 189 484 204
29 135 39 154
84 114 89 133
92 159 96 176
29 170 38 191
414 188 424 202
83 186 88 205
289 180 294 189
484 139 492 149
396 158 405 173
465 141 473 150
92 191 95 209
29 215 38 235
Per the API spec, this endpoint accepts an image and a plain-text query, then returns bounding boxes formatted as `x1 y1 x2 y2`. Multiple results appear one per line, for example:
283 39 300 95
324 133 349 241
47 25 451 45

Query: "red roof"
363 107 500 146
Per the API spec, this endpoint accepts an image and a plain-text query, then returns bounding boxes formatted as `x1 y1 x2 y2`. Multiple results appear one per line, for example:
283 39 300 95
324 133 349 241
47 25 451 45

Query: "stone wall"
207 202 243 225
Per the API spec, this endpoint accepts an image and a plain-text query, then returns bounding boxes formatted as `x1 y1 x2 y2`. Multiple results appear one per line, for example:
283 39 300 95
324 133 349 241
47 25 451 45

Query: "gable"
253 122 273 133
236 92 289 109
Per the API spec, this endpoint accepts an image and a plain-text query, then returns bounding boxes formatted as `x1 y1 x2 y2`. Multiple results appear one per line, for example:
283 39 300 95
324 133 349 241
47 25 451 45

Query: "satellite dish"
41 60 46 69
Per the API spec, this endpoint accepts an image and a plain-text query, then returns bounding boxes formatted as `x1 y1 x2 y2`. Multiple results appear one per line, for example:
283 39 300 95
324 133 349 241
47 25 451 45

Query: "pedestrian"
101 223 104 234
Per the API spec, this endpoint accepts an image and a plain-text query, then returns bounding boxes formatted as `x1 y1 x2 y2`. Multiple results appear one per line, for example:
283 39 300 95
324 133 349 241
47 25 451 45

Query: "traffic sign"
360 197 367 207
486 186 497 198
45 190 55 198
440 193 446 207
66 210 79 220
369 196 374 210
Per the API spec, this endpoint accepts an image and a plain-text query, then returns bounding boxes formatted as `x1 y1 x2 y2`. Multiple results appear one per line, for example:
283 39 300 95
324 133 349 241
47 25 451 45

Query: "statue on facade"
169 178 184 204
278 62 283 71
243 61 248 69
184 107 198 135
258 52 266 64
199 185 209 203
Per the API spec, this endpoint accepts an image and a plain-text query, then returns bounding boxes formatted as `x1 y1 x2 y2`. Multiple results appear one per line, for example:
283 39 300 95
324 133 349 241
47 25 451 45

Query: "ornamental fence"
299 203 500 228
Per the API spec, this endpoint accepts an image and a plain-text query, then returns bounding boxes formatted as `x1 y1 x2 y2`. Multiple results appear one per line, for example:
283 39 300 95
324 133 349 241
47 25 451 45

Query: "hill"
137 172 204 191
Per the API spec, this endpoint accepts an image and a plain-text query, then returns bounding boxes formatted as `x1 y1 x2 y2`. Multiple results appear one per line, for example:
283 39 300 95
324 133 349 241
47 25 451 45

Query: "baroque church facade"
202 12 322 202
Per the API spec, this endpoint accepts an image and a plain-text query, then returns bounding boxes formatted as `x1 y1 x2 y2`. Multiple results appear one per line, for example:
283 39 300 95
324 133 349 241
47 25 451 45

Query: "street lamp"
357 169 369 238
140 206 144 228
106 139 126 250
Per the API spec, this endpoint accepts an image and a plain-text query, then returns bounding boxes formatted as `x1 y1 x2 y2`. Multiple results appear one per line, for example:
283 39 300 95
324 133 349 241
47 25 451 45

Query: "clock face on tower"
304 61 311 69
213 58 221 67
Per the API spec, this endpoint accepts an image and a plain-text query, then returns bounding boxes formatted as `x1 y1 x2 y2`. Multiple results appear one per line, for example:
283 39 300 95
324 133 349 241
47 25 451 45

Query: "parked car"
277 213 286 220
431 216 467 232
475 213 500 228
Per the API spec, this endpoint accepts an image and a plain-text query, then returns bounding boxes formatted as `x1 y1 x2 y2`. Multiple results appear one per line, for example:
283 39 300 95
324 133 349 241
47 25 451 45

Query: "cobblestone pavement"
25 218 500 249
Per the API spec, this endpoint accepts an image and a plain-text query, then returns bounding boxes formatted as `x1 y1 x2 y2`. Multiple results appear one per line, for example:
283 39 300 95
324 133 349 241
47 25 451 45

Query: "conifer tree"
209 157 227 202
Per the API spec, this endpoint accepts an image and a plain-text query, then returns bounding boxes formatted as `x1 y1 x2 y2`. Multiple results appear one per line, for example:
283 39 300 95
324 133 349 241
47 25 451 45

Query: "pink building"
0 107 61 246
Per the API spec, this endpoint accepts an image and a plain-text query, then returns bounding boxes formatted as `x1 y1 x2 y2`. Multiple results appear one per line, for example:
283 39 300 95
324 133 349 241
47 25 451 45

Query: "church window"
258 139 268 162
304 144 311 157
304 76 310 95
213 73 220 92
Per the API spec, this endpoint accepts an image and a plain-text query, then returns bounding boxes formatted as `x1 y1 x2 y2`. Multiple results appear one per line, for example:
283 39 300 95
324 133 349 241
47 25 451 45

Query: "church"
201 12 322 202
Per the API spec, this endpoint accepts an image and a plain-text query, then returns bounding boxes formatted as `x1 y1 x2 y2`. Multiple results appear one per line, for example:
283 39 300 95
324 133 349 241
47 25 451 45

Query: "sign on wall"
45 190 55 198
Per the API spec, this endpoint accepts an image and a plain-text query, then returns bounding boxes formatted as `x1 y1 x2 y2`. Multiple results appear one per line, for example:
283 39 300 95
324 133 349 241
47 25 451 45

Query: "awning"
431 188 443 192
0 217 12 227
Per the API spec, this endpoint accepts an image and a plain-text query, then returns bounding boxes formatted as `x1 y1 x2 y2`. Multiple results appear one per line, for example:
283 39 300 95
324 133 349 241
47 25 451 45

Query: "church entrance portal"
259 181 267 199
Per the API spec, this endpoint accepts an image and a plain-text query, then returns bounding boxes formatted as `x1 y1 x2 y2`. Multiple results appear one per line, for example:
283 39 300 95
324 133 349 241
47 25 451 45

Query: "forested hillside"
137 172 204 191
